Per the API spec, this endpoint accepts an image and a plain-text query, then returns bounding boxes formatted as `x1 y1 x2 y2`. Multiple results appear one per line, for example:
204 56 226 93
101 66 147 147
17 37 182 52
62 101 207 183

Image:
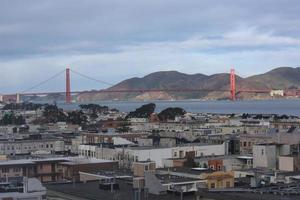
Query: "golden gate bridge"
0 68 294 104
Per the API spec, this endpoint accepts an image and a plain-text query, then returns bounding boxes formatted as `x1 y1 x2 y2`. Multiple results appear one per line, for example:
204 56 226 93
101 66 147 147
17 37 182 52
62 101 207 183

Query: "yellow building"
203 171 234 189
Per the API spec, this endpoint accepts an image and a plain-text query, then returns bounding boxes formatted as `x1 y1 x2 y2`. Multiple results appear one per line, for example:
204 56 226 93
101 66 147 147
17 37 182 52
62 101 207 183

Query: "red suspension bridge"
0 68 295 104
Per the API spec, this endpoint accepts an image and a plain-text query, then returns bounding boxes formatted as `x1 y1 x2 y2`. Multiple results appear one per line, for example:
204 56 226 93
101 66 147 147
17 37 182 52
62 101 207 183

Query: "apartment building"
0 138 65 155
0 178 46 200
253 144 290 169
79 142 227 168
0 157 117 183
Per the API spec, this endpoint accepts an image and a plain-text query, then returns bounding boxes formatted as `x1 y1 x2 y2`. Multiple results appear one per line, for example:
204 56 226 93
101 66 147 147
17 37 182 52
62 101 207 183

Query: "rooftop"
157 167 212 176
60 157 116 165
0 157 113 166
46 180 196 200
128 142 224 150
155 174 203 184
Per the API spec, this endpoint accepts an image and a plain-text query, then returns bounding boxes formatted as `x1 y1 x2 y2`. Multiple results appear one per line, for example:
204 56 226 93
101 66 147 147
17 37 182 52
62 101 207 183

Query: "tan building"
60 158 118 181
156 167 234 190
132 161 156 177
240 134 274 155
0 160 35 179
203 171 234 189
279 155 300 172
270 121 300 130
0 157 117 183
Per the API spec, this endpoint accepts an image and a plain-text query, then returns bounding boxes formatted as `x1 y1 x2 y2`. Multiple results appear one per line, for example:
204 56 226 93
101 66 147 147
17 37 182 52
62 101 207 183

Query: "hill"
76 67 300 101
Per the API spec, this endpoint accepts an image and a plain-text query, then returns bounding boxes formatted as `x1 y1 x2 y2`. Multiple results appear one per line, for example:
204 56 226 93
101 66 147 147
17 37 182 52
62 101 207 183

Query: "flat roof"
128 142 223 150
46 180 200 200
156 174 202 184
0 157 114 166
237 156 253 160
157 167 211 176
60 158 116 165
0 159 34 166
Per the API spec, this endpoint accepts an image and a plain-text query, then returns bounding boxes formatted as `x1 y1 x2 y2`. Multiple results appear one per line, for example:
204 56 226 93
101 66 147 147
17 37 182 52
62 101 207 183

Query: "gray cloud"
0 0 300 93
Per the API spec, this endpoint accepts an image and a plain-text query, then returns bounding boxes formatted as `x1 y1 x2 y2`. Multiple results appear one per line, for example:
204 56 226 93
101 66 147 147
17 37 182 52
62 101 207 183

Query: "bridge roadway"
12 88 273 96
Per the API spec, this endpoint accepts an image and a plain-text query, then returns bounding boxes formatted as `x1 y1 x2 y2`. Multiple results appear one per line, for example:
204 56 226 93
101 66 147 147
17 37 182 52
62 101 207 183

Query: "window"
174 152 177 157
226 181 231 188
145 165 149 171
2 168 9 173
217 165 222 171
261 149 264 155
243 142 247 147
210 183 215 189
13 168 20 173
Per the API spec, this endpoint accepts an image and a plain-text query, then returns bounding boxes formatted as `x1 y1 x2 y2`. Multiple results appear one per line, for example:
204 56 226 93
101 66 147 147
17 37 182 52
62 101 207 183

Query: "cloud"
120 27 300 52
0 0 300 93
1 28 300 93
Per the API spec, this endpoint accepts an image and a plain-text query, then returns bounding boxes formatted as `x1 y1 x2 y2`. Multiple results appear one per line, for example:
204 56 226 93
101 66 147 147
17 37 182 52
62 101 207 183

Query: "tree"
158 107 186 121
43 104 67 123
126 103 156 119
90 111 98 120
79 104 109 113
67 111 87 125
0 112 25 125
116 121 131 133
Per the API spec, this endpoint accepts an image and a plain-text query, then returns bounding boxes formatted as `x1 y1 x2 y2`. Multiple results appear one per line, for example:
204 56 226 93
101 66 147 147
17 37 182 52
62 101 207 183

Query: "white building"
270 90 284 97
0 139 65 155
253 144 290 169
79 142 227 168
0 178 46 200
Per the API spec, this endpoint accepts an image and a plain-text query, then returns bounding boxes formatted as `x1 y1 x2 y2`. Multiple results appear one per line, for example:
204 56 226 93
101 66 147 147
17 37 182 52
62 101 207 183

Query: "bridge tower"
16 93 20 104
66 68 71 104
230 68 236 101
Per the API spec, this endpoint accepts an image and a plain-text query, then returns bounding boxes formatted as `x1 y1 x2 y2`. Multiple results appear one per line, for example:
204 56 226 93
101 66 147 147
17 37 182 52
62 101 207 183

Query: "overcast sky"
1 0 300 93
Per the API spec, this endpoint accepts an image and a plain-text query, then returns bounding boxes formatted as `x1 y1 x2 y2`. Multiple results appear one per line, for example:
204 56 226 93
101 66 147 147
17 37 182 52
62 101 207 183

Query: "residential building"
79 142 227 168
253 144 290 169
278 155 300 172
0 138 65 155
0 178 46 200
0 157 117 183
132 161 155 177
203 171 235 189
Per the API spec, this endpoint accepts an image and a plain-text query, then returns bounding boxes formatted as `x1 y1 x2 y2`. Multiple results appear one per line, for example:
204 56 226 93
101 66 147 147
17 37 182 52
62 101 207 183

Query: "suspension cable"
20 69 65 94
70 69 114 86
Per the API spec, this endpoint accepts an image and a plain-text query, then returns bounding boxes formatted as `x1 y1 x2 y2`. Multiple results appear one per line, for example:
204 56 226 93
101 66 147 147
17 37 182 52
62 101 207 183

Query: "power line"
70 69 114 86
20 69 65 94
